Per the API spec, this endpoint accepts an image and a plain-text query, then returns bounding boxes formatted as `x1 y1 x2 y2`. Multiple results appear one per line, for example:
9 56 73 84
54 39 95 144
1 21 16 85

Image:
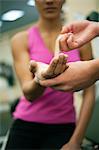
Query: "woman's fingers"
60 55 69 73
29 54 68 80
42 54 68 79
42 57 59 79
54 54 67 75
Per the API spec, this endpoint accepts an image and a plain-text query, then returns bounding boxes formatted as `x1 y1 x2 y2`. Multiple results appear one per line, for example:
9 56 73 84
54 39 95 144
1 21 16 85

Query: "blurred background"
0 0 99 149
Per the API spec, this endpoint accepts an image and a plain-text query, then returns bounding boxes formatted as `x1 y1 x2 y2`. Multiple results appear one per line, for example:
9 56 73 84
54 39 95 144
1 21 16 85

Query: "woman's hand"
29 53 68 83
61 142 81 150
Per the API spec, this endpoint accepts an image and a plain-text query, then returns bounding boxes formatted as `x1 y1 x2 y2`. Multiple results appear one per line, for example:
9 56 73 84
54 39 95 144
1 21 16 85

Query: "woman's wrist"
33 79 45 91
68 130 83 145
68 138 82 147
22 79 45 101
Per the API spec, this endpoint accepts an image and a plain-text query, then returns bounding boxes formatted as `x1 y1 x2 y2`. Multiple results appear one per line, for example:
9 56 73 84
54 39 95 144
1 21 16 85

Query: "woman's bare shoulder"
11 30 29 57
11 24 36 45
11 30 28 44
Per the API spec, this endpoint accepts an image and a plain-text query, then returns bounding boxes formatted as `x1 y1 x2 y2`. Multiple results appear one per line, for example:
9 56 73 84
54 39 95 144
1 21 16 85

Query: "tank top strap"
28 26 39 51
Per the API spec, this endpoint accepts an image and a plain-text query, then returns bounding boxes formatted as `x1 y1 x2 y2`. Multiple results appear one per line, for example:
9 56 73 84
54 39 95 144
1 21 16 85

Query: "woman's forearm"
69 86 95 145
22 79 45 101
95 22 99 36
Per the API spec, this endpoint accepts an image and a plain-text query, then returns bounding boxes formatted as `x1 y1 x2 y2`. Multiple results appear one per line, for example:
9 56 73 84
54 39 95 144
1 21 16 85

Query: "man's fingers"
61 25 72 34
61 26 68 34
59 34 70 51
67 33 79 49
40 78 59 87
53 84 72 92
40 79 72 92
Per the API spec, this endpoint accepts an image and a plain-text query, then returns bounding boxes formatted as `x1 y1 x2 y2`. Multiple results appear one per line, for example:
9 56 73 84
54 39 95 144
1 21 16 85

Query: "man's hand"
39 60 98 91
29 53 68 83
60 20 98 51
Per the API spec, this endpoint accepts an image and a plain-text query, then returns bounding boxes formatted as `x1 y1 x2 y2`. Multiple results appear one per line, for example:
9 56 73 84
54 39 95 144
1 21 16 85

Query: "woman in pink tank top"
6 0 95 150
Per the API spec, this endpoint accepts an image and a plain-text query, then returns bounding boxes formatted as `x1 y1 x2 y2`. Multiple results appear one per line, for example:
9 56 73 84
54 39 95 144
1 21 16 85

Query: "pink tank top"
13 26 80 124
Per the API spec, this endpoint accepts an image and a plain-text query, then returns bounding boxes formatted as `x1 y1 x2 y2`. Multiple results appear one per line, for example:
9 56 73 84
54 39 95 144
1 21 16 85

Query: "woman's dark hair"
86 11 99 22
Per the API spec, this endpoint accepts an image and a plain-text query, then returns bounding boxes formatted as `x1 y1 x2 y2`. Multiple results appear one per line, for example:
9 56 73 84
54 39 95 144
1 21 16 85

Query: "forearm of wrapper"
95 22 99 36
92 59 99 81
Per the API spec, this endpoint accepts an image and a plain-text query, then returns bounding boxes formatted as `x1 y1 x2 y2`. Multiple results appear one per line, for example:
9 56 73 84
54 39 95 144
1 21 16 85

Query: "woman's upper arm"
79 42 95 94
11 31 33 87
79 42 93 61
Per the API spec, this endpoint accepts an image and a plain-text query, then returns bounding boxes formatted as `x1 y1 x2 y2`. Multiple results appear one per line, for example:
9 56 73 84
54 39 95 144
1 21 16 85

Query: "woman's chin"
43 13 59 20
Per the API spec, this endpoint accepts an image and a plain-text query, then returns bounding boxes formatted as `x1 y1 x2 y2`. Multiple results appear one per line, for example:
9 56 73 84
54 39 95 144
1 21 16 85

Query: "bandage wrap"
34 35 62 83
34 62 48 83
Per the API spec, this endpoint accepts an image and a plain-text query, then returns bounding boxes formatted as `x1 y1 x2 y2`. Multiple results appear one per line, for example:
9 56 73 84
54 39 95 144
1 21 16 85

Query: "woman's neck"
37 17 62 33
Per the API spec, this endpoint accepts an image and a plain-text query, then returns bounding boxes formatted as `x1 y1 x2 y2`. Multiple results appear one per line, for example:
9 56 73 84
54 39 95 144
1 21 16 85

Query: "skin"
39 21 99 91
60 20 99 51
40 59 99 91
29 54 68 82
31 43 95 150
11 0 95 149
12 0 65 101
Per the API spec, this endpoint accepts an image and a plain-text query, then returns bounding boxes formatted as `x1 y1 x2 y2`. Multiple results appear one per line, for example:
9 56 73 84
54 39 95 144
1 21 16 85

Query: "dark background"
0 0 39 33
